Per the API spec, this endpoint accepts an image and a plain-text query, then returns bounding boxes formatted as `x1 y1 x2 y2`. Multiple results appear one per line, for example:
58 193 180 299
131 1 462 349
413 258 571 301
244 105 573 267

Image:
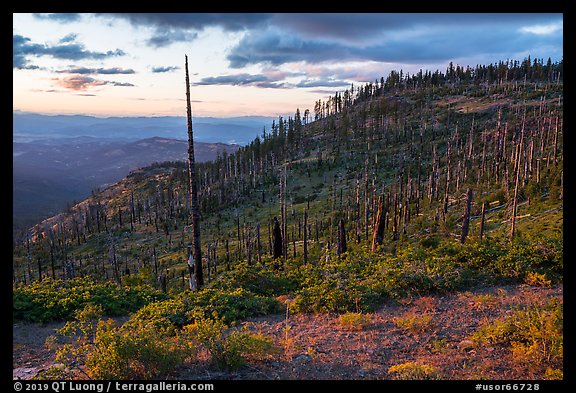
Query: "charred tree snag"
272 216 283 270
460 188 473 244
185 55 203 290
479 201 486 241
225 239 230 271
371 196 386 252
510 109 526 241
257 223 262 265
443 140 451 216
303 209 308 265
159 272 167 294
282 166 288 266
337 219 347 257
187 245 196 291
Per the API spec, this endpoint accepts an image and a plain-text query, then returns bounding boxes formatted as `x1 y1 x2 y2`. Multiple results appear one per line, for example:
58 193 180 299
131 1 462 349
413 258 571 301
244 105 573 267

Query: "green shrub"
394 314 434 334
287 235 563 316
123 298 189 334
184 316 277 370
53 304 196 380
524 272 552 287
211 263 298 297
388 361 443 380
545 368 563 380
127 287 282 332
189 288 282 324
420 236 441 249
13 277 167 323
470 298 563 369
339 312 371 331
290 279 380 314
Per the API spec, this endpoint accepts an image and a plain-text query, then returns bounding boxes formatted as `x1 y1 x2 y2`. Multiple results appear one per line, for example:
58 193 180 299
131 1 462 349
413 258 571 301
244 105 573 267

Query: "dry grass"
393 313 434 335
338 312 371 331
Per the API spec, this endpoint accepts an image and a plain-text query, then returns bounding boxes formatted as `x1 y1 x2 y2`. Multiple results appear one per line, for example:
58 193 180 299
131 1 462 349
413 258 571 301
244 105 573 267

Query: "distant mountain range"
13 112 276 145
13 135 239 233
13 111 276 233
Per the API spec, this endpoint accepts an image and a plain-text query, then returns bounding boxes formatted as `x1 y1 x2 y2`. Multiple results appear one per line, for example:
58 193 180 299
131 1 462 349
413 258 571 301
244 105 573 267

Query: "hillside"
13 137 239 232
12 59 563 381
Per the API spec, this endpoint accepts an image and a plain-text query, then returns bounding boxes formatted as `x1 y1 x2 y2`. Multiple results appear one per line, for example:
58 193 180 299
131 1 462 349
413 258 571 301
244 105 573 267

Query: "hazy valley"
12 112 276 232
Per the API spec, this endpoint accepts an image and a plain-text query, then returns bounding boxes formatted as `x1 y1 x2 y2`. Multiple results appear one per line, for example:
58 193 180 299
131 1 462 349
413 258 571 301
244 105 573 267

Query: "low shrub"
470 298 563 370
388 361 443 380
210 263 298 297
126 287 282 332
184 315 277 370
51 301 279 379
52 304 196 380
394 314 434 335
338 312 371 331
13 277 167 323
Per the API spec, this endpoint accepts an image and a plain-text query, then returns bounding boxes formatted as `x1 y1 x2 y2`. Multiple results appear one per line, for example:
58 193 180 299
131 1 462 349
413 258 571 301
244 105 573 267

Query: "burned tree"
510 110 526 241
185 55 203 290
371 195 386 252
460 188 473 244
303 209 308 265
479 201 486 241
187 245 196 291
272 216 283 269
337 218 347 256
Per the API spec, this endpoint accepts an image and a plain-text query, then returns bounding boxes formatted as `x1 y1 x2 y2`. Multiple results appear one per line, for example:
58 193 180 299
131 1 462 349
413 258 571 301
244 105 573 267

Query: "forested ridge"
13 56 563 380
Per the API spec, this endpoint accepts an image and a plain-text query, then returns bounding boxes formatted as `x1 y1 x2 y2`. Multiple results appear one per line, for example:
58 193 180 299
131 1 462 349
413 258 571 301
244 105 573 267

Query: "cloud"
146 29 198 48
54 75 108 90
56 67 136 75
227 14 563 69
32 13 81 23
109 81 135 87
271 13 562 44
13 34 126 69
308 89 341 95
85 13 562 63
196 73 272 86
59 33 78 43
295 79 351 88
519 21 563 35
99 13 271 31
226 29 355 68
13 35 36 68
195 72 352 90
197 73 289 89
97 13 271 47
151 66 180 73
53 75 134 91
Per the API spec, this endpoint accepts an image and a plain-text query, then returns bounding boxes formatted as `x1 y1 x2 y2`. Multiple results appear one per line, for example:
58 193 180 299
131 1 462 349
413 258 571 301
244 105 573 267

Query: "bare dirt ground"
13 321 66 380
179 283 563 380
13 283 562 380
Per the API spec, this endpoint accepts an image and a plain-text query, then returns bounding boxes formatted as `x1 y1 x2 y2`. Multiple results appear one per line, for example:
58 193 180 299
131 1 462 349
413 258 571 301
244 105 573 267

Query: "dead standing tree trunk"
337 219 347 257
371 195 386 252
272 217 283 270
282 166 288 266
460 188 473 244
26 234 33 283
107 232 121 286
185 55 203 291
510 110 526 241
303 209 308 265
479 201 486 241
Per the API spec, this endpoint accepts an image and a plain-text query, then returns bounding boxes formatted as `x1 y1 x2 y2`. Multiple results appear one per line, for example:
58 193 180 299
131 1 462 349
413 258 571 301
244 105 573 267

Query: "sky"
13 13 563 118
